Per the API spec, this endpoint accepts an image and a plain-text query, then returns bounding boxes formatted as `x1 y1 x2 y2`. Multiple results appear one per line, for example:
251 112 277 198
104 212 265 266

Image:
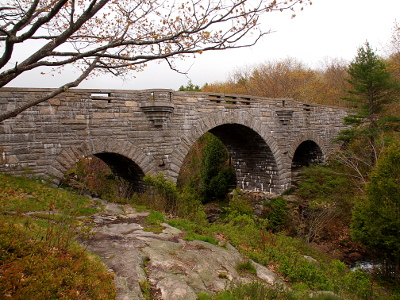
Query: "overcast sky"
7 0 400 91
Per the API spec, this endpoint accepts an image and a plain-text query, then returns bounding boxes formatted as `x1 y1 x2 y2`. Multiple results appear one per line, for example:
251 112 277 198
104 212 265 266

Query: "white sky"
7 0 400 90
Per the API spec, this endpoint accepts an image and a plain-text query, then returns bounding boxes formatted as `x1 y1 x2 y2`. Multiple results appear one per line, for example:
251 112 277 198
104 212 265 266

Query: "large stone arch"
47 139 151 192
170 110 285 193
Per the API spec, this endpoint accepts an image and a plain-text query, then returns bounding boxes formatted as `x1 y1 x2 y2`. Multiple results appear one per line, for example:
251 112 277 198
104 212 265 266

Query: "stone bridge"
0 88 347 194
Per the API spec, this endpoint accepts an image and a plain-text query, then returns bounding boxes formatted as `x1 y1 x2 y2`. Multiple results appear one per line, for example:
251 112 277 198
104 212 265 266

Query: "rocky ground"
81 200 281 300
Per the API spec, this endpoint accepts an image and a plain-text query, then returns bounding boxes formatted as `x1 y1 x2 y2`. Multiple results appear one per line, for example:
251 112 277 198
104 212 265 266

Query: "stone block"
91 112 116 119
125 101 139 107
48 98 61 106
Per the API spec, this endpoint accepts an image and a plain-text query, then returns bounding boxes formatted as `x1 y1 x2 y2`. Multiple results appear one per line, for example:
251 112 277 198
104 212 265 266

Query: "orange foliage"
203 58 351 107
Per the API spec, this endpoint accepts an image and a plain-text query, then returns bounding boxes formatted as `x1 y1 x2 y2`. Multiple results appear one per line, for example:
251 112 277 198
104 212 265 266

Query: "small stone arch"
288 133 327 165
170 110 285 193
47 139 151 192
288 134 326 183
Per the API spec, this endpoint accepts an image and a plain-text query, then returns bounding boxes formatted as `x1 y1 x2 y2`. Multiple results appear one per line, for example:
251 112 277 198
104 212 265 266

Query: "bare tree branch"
0 56 100 121
0 0 311 122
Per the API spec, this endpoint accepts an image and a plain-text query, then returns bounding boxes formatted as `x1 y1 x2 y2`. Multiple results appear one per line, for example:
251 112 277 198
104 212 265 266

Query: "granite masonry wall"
0 88 348 194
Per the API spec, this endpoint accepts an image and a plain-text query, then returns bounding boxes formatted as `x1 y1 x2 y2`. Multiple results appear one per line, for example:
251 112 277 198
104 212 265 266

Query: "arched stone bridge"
0 88 347 194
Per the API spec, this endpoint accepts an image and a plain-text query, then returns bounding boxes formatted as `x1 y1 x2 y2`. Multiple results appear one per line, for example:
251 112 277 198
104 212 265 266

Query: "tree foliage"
178 81 201 91
178 132 235 202
202 57 350 106
0 0 310 121
387 21 400 82
343 42 398 125
335 42 400 183
351 141 400 280
199 133 235 202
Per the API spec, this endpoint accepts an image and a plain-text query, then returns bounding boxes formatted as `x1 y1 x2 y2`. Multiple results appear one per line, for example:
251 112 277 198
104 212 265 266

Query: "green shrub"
342 270 373 299
351 141 400 281
281 256 330 290
0 175 115 299
227 188 254 217
145 211 165 225
139 280 151 300
176 185 208 225
0 174 99 216
236 260 257 275
167 218 217 245
197 293 212 300
264 196 289 231
185 232 218 245
143 173 179 213
282 186 296 195
213 281 293 299
168 218 199 233
297 165 354 206
200 133 235 202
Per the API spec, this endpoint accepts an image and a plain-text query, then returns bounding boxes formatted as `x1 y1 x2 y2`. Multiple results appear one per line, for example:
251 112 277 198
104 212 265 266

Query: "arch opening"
61 152 145 198
178 123 279 196
94 152 145 193
209 124 279 193
177 132 236 202
291 140 324 180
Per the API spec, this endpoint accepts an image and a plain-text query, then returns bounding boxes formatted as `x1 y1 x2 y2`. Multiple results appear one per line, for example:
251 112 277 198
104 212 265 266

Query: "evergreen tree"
338 42 399 168
343 42 397 126
200 133 235 202
178 81 202 92
351 141 400 280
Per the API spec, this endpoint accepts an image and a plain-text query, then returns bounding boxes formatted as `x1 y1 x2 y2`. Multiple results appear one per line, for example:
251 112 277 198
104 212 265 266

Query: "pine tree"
178 81 201 92
344 42 397 125
339 42 399 167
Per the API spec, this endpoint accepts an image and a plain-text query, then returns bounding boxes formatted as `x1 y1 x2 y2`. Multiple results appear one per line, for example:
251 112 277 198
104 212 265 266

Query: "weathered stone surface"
82 201 284 300
252 261 280 285
0 88 347 194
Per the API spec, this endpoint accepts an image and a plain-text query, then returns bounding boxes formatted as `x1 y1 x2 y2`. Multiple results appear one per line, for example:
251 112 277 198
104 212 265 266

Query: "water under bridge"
0 88 347 194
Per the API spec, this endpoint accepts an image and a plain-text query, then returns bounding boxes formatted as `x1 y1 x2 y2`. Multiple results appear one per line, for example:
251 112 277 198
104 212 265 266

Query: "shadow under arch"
288 132 327 165
175 119 281 193
290 139 325 182
94 152 145 193
48 139 150 193
209 124 280 192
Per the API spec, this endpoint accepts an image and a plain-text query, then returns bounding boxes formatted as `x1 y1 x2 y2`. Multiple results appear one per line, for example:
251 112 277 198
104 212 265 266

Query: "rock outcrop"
82 200 281 299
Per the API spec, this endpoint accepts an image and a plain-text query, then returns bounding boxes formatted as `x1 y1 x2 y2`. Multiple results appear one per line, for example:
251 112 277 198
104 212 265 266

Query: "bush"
213 281 293 300
297 165 354 208
351 141 400 281
145 211 165 225
0 174 115 299
263 197 289 231
227 188 254 217
200 133 236 202
236 260 257 275
61 156 122 199
140 174 208 224
167 218 217 245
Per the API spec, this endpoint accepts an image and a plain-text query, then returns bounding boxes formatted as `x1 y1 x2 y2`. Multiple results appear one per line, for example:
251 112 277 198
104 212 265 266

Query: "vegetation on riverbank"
2 145 400 299
2 169 399 299
0 173 116 299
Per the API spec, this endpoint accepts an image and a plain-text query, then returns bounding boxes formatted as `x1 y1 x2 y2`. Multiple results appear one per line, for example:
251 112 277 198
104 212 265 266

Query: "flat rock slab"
82 201 281 300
